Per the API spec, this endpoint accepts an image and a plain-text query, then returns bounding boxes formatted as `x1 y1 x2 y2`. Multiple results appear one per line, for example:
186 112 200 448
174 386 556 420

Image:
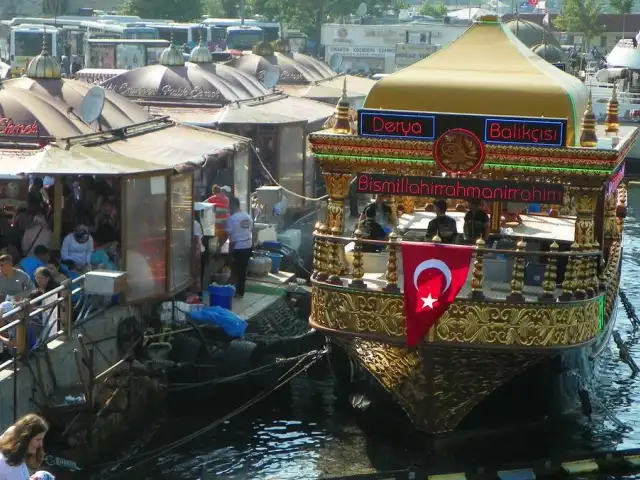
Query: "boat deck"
339 210 573 300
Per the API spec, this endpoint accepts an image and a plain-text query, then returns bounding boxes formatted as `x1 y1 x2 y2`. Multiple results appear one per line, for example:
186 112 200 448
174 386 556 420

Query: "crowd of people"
0 176 121 357
356 196 491 247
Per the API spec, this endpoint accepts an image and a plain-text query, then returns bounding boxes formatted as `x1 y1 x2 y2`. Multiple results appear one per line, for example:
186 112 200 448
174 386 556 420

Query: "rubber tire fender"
220 339 258 377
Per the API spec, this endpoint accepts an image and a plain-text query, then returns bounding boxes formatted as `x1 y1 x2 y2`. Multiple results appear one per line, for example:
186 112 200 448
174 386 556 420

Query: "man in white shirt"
224 197 253 298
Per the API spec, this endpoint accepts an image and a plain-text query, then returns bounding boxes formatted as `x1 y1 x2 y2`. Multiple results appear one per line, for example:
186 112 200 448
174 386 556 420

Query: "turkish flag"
401 242 474 346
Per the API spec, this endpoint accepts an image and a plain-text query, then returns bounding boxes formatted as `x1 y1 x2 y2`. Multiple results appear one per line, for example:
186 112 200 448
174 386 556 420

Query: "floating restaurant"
0 39 249 300
309 16 630 433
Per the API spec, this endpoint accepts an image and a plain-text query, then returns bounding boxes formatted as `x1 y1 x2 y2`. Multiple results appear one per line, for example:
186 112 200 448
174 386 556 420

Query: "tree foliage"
119 0 203 21
553 0 603 45
609 0 634 14
419 2 447 17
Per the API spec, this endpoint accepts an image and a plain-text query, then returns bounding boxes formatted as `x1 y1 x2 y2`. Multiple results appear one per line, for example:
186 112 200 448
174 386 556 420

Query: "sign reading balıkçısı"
395 43 441 67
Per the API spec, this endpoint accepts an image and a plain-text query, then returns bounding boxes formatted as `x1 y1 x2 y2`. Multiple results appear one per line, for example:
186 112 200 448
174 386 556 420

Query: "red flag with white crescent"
401 242 474 346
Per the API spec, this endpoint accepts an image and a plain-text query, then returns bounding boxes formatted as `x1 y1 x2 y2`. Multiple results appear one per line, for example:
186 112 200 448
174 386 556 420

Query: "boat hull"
330 299 617 434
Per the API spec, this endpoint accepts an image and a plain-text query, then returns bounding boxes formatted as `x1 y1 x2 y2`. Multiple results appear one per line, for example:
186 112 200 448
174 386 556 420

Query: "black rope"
620 289 640 328
92 348 327 477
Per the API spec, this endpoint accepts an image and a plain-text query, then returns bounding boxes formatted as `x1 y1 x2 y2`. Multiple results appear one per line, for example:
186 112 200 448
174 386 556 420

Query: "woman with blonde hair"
0 413 48 479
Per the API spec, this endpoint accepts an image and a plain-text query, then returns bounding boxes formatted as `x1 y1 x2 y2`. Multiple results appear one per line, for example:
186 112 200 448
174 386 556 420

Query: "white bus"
147 23 201 49
0 23 62 76
82 21 159 40
202 18 280 42
226 26 264 51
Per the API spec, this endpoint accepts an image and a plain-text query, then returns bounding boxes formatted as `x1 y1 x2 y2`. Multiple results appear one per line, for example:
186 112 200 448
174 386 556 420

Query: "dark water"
113 186 640 479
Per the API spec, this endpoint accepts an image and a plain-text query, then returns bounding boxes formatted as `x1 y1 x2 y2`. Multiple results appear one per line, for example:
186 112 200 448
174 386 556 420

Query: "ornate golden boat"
308 16 633 434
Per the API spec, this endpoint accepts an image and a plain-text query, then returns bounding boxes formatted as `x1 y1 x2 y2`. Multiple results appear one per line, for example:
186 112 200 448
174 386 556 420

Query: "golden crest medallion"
434 128 485 174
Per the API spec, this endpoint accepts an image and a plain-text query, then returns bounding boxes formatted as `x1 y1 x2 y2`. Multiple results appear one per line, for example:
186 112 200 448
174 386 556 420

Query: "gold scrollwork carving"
312 286 407 337
322 172 352 200
311 284 603 348
335 337 545 433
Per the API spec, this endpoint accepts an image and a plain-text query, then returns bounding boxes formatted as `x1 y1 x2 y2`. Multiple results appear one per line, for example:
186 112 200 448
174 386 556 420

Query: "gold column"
617 184 628 235
382 230 399 293
572 188 598 299
350 228 366 289
470 238 485 300
315 224 330 282
539 241 559 301
323 173 352 234
603 191 619 243
507 239 526 302
490 201 501 234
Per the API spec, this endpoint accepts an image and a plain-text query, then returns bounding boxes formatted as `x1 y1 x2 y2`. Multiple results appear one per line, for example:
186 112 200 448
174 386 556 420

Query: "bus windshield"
125 28 157 40
14 31 54 57
157 27 188 46
227 30 263 50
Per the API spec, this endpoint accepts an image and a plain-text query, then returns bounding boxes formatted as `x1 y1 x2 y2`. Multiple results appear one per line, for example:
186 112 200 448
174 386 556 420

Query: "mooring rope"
93 347 328 477
167 349 322 392
619 289 640 328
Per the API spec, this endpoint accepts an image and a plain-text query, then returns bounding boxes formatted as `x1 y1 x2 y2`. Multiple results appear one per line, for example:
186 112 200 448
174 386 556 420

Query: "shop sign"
0 118 39 136
358 109 567 147
326 45 396 58
395 43 439 66
258 69 305 82
103 82 224 100
356 173 565 205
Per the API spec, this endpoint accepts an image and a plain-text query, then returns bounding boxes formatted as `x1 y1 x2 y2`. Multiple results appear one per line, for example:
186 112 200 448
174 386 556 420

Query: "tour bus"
226 25 264 51
149 23 201 49
82 21 158 40
85 38 169 69
202 18 280 42
0 23 62 76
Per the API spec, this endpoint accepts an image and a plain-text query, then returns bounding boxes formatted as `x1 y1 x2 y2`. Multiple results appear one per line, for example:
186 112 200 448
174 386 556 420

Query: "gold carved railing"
310 223 619 349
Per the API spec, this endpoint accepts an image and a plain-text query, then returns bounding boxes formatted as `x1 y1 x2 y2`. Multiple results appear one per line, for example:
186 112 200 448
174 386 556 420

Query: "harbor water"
107 186 640 479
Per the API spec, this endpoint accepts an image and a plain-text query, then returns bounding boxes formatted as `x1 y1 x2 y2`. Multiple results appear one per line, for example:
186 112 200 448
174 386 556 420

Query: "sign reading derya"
358 109 568 148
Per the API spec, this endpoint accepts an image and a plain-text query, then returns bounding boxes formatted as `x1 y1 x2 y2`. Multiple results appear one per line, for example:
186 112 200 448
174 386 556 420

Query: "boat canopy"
364 16 588 146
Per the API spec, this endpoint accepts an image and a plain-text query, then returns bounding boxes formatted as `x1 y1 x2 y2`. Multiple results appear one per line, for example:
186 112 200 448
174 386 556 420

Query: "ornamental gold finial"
579 91 598 148
331 76 353 135
605 82 620 135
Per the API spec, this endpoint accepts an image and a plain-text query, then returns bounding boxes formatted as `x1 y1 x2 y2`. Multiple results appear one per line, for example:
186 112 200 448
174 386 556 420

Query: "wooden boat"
307 15 633 434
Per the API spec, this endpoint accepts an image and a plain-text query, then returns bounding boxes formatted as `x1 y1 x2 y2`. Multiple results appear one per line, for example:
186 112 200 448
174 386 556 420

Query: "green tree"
553 0 603 49
609 0 634 37
419 2 447 17
250 0 402 50
120 0 203 21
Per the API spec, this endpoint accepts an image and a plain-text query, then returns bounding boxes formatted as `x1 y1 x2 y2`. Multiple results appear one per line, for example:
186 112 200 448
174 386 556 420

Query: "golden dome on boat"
364 16 588 146
159 43 185 67
189 41 213 64
26 37 61 80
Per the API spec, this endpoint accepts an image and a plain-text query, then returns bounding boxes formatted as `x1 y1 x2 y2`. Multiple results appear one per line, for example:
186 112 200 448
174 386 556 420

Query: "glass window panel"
278 125 304 207
124 176 167 301
169 174 193 291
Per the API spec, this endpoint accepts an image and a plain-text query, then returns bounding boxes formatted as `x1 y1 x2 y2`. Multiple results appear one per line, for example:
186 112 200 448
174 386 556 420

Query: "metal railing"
312 226 618 304
0 275 90 370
